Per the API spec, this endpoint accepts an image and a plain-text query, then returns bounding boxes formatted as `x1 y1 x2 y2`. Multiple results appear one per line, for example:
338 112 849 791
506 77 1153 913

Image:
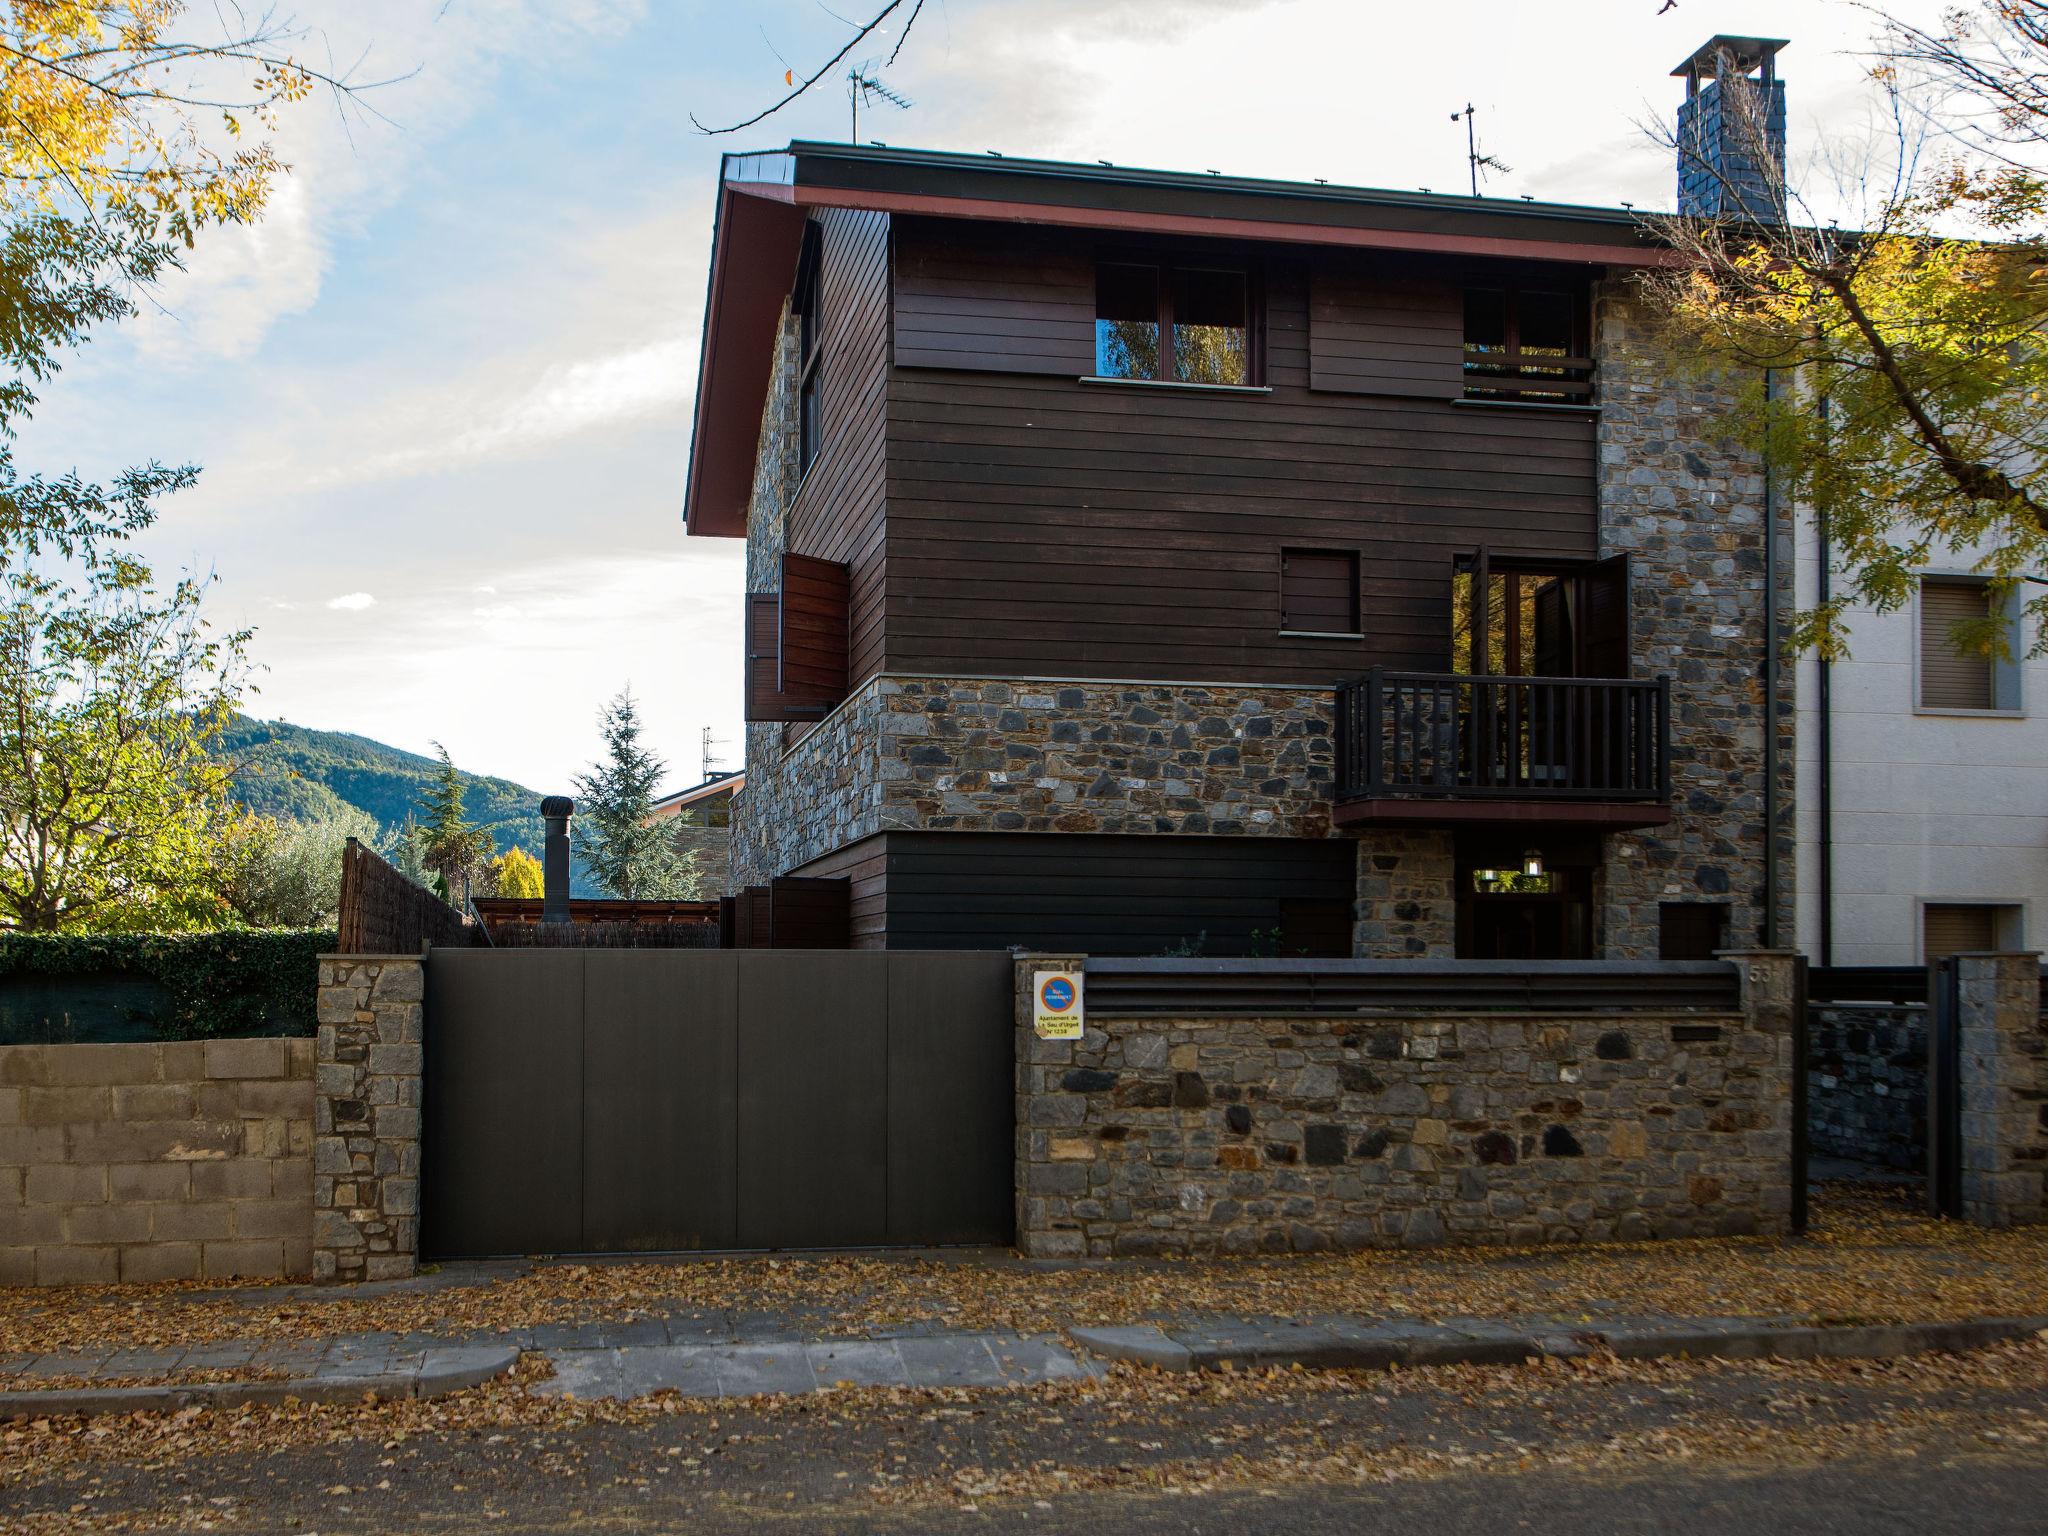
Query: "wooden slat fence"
336 838 475 954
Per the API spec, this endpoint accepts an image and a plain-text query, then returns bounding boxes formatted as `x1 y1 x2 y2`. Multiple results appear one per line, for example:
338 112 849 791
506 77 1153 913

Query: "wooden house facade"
685 143 1792 961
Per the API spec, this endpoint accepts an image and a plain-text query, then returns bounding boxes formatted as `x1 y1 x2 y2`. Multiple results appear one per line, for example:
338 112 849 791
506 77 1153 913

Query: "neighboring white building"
1795 513 2048 965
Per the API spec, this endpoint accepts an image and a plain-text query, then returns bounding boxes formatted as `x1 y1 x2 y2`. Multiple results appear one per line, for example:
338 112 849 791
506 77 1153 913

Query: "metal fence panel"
582 951 739 1251
734 951 890 1249
423 949 584 1257
886 950 1016 1245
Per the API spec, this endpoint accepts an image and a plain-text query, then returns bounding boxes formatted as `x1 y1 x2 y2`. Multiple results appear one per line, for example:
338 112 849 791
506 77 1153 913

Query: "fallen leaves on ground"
1 1186 2042 1365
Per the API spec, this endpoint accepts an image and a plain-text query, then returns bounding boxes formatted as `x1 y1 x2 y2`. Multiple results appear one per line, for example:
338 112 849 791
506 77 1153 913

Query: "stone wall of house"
1808 1004 1927 1172
729 300 802 891
1015 952 1797 1257
0 1038 314 1286
1594 279 1794 958
1957 952 2048 1227
1353 830 1454 958
313 957 423 1282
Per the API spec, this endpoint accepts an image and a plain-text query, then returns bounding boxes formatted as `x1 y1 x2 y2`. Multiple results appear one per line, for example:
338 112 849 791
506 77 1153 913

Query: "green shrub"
0 930 334 1040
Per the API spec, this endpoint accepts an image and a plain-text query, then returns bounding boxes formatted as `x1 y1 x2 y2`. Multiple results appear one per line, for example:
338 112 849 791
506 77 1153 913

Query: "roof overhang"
683 143 1680 538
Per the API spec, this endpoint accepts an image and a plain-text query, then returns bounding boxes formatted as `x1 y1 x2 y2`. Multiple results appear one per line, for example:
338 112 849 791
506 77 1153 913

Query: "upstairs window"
1919 576 2019 711
1095 262 1252 385
794 226 824 477
1462 284 1591 404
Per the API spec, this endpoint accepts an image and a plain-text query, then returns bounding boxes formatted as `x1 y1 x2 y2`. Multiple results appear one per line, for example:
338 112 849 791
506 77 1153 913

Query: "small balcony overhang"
1334 669 1674 832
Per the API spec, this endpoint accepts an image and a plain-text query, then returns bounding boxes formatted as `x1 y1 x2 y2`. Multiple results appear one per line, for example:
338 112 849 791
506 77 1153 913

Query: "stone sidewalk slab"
1068 1313 2048 1374
530 1331 1100 1403
0 1343 518 1421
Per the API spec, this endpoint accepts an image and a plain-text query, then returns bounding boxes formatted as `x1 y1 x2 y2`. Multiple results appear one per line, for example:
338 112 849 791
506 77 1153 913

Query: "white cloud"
326 592 376 611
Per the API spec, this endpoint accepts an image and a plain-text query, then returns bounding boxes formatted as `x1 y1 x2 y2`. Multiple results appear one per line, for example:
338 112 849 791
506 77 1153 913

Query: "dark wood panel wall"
794 832 1357 956
786 208 892 684
881 218 1600 684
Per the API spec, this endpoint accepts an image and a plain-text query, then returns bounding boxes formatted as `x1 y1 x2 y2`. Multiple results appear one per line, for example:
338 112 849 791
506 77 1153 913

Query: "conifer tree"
572 689 688 899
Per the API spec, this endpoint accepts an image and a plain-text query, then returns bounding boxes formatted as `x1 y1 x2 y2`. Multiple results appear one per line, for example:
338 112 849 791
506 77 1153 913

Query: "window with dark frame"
1658 901 1729 961
1280 548 1360 635
1462 283 1592 404
1095 261 1253 385
794 226 824 479
1919 577 2004 710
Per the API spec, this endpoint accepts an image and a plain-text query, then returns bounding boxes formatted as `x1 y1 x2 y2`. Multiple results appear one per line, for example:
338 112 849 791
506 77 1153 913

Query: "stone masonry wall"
1353 830 1454 958
314 957 423 1281
1808 1004 1927 1172
1957 952 2048 1227
0 1038 314 1286
1595 279 1794 958
1015 952 1797 1257
729 302 800 891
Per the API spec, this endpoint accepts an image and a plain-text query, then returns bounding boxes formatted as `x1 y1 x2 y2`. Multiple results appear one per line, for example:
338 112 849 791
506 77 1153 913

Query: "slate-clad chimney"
1674 35 1788 219
541 795 574 925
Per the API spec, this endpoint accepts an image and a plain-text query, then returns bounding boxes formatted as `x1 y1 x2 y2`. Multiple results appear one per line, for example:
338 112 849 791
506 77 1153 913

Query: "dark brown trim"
794 185 1682 268
1334 798 1674 829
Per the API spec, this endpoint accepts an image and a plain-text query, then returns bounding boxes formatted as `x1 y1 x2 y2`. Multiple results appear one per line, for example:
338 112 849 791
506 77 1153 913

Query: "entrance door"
1454 840 1595 959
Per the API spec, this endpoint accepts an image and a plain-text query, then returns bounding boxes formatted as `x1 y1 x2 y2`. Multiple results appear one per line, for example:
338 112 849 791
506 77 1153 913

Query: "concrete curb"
0 1344 520 1421
1068 1315 2048 1374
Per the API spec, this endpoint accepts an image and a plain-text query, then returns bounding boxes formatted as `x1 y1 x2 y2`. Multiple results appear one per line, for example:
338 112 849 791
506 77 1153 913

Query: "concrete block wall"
0 1038 314 1285
1015 952 1796 1257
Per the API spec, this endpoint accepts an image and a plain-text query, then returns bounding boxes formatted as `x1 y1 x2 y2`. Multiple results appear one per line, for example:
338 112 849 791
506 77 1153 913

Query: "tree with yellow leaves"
0 4 373 930
1643 6 2048 660
488 846 545 901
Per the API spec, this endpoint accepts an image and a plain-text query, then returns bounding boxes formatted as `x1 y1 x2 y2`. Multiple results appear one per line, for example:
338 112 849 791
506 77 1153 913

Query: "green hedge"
0 930 335 1041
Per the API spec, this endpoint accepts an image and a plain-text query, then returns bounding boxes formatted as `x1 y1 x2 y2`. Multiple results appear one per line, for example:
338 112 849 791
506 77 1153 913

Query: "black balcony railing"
1336 669 1671 803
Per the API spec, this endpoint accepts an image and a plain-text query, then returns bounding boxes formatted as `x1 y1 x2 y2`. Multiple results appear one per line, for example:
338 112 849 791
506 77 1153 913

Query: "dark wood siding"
801 832 1356 956
743 593 782 722
882 226 1596 681
1309 257 1465 397
893 217 1094 375
788 208 892 686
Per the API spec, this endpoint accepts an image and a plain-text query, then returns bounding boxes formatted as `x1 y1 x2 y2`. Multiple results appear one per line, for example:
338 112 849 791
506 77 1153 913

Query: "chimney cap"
541 795 575 819
1671 35 1788 78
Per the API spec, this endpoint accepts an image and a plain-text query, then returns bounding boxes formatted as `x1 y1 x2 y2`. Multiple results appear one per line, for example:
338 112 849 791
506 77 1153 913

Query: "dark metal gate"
421 949 1014 1257
1927 956 1964 1219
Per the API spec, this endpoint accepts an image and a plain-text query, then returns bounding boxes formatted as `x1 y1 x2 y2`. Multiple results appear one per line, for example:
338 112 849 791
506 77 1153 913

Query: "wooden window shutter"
1658 901 1728 961
1280 548 1360 634
779 552 851 716
1579 552 1632 679
1924 903 1998 961
1920 579 1994 709
744 593 785 723
1308 262 1464 397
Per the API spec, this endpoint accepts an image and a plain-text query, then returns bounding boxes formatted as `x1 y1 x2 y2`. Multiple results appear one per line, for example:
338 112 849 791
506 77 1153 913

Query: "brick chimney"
1674 35 1788 218
540 796 574 924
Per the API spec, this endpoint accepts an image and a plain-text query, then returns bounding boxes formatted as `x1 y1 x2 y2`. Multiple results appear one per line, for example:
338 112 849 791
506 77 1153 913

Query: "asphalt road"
6 1341 2047 1534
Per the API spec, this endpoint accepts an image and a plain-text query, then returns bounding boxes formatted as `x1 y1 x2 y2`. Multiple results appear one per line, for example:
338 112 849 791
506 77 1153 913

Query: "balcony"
1334 669 1673 829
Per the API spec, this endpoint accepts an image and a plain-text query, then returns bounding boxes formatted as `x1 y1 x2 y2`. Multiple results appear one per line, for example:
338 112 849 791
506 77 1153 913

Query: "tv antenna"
848 63 910 143
700 725 727 782
1449 103 1511 197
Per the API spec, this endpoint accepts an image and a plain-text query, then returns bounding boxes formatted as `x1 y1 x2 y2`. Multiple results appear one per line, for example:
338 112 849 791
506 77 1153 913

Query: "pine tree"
572 689 688 900
417 743 493 901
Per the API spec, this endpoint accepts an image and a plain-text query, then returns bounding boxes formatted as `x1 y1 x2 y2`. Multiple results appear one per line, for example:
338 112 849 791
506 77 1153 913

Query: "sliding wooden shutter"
744 593 784 722
1579 553 1632 679
1920 580 1994 709
779 552 851 717
1309 261 1464 397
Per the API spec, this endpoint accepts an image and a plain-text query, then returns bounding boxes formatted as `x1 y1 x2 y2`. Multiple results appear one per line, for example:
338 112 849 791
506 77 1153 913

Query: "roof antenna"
847 62 910 144
1449 103 1512 197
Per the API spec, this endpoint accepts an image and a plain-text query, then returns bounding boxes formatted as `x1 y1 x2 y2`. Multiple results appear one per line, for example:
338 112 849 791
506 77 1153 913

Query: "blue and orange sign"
1033 969 1084 1040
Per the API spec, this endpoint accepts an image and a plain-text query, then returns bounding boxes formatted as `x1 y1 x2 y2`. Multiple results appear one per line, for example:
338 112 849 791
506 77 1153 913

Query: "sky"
22 0 1960 797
